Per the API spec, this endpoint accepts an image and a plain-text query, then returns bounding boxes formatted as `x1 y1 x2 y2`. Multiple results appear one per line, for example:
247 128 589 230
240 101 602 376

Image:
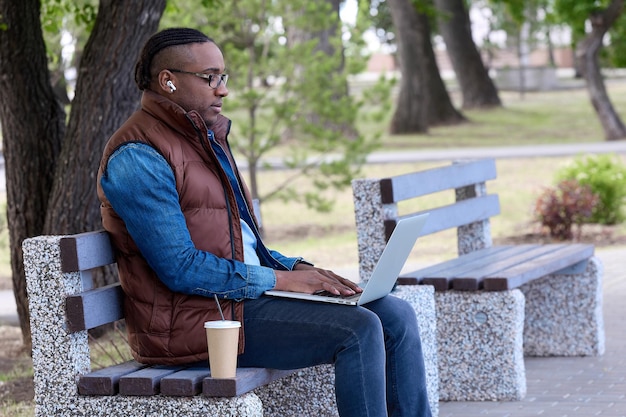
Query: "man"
97 27 431 417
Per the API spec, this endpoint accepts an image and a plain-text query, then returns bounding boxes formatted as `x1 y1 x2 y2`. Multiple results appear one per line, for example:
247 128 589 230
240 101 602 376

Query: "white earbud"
166 80 176 92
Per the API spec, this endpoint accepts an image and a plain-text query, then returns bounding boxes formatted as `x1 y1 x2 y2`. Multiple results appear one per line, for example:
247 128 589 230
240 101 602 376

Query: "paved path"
237 141 626 170
366 141 626 164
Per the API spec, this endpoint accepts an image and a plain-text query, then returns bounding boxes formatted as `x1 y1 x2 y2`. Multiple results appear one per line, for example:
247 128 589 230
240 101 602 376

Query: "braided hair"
134 28 214 90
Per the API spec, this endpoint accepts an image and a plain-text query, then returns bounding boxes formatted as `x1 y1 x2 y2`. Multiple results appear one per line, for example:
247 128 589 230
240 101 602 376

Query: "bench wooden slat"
78 361 148 395
119 365 185 396
384 195 501 240
400 246 513 290
380 159 497 203
203 368 296 397
451 245 566 290
482 244 595 290
60 230 115 272
160 365 212 396
66 283 124 332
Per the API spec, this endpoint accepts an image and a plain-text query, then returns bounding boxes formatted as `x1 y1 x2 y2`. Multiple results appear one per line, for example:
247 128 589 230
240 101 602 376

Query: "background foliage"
556 154 626 224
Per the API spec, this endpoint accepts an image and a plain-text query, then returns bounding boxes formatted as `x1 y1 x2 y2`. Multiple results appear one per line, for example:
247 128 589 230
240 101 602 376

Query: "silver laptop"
264 213 429 306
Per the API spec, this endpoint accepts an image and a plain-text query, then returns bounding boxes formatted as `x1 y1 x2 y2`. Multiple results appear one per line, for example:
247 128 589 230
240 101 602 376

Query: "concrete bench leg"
521 256 605 357
257 365 337 417
435 290 526 401
392 285 440 417
68 396 263 417
24 235 264 417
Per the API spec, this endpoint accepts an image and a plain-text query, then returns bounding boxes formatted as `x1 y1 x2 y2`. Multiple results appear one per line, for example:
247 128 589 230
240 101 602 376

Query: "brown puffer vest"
97 91 252 365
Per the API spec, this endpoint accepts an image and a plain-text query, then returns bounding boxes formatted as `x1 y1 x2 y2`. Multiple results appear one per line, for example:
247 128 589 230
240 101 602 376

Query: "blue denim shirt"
100 142 302 300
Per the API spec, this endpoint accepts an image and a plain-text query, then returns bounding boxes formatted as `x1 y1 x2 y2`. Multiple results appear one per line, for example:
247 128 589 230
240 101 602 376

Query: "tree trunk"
417 8 465 126
576 0 626 141
0 0 165 348
0 0 65 347
388 0 464 133
44 0 165 236
387 0 429 133
434 0 501 109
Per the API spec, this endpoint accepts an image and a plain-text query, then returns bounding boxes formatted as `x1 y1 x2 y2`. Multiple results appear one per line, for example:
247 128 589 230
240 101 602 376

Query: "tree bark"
0 0 65 347
388 0 464 133
387 0 429 133
576 0 626 141
434 0 501 109
417 8 465 127
44 0 165 236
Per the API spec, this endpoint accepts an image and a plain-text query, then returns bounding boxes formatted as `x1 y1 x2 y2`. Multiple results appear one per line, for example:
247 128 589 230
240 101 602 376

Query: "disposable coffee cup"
204 320 241 378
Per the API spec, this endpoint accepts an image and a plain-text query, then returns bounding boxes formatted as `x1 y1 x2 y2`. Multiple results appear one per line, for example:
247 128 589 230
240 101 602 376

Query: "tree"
0 0 64 346
387 0 464 133
574 0 626 140
1 0 386 345
0 0 165 347
554 0 626 140
169 0 384 211
488 0 552 95
492 0 626 139
434 0 502 109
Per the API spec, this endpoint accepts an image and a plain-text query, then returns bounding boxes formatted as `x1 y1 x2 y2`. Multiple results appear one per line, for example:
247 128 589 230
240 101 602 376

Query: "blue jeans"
238 295 432 417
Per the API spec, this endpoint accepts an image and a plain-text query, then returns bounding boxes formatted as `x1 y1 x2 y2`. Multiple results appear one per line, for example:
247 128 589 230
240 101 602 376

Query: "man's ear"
157 70 176 93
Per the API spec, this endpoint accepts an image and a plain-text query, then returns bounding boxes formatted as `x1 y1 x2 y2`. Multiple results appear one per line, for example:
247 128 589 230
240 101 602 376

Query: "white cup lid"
204 320 241 329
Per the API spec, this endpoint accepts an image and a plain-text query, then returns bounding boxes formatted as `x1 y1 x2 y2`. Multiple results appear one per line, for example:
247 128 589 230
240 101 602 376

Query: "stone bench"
352 158 605 401
23 231 337 417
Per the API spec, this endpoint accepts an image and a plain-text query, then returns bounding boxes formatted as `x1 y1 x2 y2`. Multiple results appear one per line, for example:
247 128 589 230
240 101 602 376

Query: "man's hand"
273 263 363 296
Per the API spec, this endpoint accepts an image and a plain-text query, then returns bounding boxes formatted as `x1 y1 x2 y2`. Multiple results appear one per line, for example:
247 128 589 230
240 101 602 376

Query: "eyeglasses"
168 69 229 89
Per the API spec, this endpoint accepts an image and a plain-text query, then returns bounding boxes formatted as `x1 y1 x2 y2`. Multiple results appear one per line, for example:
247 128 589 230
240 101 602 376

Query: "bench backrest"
60 230 123 333
61 198 264 333
352 159 500 280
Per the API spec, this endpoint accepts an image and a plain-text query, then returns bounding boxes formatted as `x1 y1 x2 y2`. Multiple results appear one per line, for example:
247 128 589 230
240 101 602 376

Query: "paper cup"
204 320 241 378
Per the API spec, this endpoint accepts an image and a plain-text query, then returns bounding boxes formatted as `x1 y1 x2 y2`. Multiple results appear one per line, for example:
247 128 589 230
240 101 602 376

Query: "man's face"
166 42 229 128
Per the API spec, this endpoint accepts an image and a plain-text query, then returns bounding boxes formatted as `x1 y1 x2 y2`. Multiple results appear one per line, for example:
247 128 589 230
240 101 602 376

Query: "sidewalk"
438 246 626 417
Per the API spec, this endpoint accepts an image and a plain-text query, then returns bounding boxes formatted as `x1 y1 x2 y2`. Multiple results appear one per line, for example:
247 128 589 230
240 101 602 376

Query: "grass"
372 80 626 149
0 402 32 417
257 156 626 275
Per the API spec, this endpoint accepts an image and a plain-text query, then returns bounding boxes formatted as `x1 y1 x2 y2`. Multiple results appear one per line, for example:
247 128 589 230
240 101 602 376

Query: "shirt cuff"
244 265 277 298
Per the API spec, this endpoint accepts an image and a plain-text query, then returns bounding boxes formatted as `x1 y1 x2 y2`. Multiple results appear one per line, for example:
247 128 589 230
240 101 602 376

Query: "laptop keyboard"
314 290 361 301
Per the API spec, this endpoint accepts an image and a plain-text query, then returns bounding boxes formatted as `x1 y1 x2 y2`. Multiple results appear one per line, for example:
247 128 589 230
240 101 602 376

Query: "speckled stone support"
456 182 492 255
353 178 440 414
257 365 337 417
352 178 388 281
393 285 440 417
521 256 605 357
436 290 527 401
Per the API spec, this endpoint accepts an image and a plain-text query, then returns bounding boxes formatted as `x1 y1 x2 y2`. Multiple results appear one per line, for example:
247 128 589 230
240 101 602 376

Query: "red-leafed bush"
535 179 599 240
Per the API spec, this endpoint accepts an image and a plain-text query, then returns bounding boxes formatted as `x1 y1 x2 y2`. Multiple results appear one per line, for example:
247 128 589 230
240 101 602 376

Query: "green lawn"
257 156 626 274
379 81 626 148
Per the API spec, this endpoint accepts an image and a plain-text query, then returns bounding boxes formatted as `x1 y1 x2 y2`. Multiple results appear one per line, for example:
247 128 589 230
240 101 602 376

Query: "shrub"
535 179 599 240
556 154 626 225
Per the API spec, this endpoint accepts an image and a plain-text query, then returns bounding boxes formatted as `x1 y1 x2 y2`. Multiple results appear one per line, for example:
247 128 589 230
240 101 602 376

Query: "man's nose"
216 83 228 97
